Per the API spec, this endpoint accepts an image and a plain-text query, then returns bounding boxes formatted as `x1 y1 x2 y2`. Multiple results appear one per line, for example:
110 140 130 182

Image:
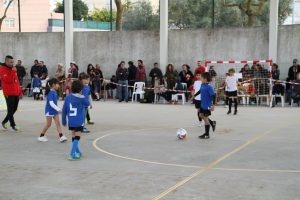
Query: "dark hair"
138 60 143 64
202 72 212 82
128 61 134 66
79 72 90 80
87 64 94 75
45 78 59 96
195 71 202 75
71 80 83 94
154 62 158 65
120 61 125 64
5 55 13 60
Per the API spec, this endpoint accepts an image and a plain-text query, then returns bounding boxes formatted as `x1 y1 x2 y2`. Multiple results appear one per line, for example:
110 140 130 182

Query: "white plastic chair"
256 95 270 106
132 82 145 103
172 83 187 105
271 94 285 107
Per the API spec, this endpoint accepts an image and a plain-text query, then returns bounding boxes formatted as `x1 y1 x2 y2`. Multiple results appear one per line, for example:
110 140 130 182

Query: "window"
3 0 14 8
4 18 15 28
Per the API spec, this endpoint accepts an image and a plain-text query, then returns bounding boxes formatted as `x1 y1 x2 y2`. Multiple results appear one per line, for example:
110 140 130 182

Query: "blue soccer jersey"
45 90 59 116
200 83 215 110
62 93 90 128
82 84 91 107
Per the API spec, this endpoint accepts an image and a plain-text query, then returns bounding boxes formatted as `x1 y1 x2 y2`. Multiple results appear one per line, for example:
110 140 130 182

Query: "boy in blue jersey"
199 72 216 139
79 73 93 133
62 80 90 160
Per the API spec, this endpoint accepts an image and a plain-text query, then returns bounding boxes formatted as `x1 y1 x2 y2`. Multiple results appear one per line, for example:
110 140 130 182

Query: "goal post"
204 60 273 106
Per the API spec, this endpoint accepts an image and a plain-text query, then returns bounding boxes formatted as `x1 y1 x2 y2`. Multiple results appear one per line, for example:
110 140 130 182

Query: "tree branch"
1 0 14 20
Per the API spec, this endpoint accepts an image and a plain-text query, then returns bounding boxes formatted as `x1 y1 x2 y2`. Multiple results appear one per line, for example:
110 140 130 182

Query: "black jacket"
116 68 129 81
128 65 137 81
288 65 300 81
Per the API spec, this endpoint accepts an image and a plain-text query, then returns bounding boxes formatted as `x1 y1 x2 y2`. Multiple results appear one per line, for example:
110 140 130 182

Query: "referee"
0 55 21 131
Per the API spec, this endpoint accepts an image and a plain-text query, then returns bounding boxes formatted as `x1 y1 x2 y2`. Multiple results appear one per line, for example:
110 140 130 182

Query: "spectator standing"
94 64 103 100
116 61 129 102
30 59 40 78
128 61 137 98
136 60 146 82
0 55 21 131
15 60 26 86
194 61 206 80
208 66 217 78
39 61 48 77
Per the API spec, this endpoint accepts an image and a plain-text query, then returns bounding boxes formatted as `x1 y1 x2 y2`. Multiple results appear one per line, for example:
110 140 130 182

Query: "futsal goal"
204 60 273 106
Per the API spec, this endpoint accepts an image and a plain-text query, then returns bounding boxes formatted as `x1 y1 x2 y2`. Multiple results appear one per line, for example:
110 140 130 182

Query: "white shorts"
33 88 40 93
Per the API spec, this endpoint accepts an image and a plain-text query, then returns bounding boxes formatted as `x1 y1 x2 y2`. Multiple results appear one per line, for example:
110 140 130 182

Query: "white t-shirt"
193 81 202 100
225 76 238 92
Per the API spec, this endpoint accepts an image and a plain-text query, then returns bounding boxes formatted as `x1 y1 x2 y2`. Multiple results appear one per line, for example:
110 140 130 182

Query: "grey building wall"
0 25 299 80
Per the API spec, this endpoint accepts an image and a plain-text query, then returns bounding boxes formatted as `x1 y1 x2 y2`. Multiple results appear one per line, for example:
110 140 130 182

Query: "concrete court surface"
0 99 299 200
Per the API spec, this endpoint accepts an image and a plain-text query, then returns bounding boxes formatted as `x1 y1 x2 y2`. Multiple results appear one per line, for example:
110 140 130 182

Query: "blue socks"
70 136 81 157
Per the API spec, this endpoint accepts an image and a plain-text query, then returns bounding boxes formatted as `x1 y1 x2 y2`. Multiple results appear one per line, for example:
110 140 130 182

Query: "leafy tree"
0 0 14 31
123 0 159 30
169 0 293 29
87 8 117 22
54 0 89 21
224 0 292 27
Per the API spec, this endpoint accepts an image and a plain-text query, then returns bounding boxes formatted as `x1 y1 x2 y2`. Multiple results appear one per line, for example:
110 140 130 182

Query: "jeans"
118 80 128 101
2 96 19 127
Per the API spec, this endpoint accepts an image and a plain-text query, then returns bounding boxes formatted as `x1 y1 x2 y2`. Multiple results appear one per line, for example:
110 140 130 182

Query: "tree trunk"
115 0 124 31
247 15 254 27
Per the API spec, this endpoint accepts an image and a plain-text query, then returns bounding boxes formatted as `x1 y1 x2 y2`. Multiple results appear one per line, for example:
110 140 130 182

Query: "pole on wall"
269 0 279 63
110 0 113 31
18 0 21 32
64 0 73 75
160 0 168 74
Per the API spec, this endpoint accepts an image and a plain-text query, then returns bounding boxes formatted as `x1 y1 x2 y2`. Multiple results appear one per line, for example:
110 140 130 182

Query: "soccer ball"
177 128 187 139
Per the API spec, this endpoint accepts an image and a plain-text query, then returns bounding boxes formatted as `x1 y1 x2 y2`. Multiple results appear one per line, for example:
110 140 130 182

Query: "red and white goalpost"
204 59 273 106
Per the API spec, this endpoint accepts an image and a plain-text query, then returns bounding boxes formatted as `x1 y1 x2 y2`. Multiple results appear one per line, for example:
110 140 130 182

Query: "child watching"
32 72 42 100
62 80 90 160
225 68 239 115
63 73 72 98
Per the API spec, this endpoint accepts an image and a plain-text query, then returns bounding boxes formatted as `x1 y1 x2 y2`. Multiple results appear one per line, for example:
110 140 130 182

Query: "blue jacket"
62 93 90 127
200 83 215 110
32 77 42 88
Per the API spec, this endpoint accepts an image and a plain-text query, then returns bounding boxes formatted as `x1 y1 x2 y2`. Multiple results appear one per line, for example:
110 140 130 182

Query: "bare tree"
224 0 268 27
0 0 14 31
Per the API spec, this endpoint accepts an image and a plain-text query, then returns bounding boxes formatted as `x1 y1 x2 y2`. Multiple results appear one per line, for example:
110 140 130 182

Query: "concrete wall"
0 25 299 79
73 31 159 77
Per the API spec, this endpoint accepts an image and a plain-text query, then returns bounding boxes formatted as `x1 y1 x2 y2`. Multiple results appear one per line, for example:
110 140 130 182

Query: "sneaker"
2 122 8 130
227 110 231 115
198 133 210 139
234 110 238 115
59 135 68 143
212 121 216 132
38 136 48 142
68 154 81 161
75 152 82 158
11 126 21 132
87 121 94 125
82 127 90 133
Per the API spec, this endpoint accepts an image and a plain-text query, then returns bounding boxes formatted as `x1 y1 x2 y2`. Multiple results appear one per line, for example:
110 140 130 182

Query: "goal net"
204 60 273 106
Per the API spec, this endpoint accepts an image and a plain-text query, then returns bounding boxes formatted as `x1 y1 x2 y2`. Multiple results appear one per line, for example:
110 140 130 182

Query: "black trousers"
3 96 19 127
86 109 91 121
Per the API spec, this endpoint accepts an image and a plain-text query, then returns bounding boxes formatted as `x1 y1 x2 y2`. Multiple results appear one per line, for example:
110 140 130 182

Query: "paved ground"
0 99 299 200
